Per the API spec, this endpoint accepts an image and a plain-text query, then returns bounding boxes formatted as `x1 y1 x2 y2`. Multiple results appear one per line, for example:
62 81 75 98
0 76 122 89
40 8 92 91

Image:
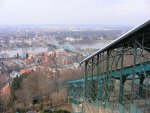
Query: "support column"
96 54 100 102
138 75 145 98
106 51 110 99
84 61 88 100
91 57 96 100
131 40 137 103
119 76 126 104
106 51 110 75
119 46 125 104
92 58 94 81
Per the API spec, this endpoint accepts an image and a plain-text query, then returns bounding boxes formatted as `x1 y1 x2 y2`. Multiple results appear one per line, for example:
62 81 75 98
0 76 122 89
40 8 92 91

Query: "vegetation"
2 65 83 112
11 73 29 91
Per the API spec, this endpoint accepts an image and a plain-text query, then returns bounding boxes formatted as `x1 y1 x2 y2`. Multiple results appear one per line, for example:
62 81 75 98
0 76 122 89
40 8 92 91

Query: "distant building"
65 37 75 42
10 71 21 78
20 68 33 74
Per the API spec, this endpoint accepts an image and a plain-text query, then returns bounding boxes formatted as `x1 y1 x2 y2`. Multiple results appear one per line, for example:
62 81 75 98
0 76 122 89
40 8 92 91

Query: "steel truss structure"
67 20 150 113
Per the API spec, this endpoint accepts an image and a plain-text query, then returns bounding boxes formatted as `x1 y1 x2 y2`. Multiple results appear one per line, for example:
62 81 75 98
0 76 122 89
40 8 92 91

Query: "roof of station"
80 20 150 64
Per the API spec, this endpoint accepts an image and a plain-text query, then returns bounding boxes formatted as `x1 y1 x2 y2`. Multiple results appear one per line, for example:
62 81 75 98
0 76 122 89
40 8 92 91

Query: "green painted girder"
70 97 81 105
68 85 84 98
67 61 150 85
110 61 150 78
67 62 150 106
67 79 84 84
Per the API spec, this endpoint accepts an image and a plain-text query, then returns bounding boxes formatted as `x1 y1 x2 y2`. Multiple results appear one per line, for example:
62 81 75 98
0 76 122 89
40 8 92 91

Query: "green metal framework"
67 20 150 113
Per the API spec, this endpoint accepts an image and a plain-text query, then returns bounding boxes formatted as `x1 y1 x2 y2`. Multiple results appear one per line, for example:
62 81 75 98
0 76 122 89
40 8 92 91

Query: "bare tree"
0 73 11 112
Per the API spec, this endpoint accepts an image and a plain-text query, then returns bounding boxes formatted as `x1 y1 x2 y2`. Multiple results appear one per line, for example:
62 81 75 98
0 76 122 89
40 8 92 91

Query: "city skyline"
0 0 150 26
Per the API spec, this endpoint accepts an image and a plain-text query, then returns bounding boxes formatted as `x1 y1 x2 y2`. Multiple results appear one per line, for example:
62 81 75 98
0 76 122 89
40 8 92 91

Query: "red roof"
20 68 33 74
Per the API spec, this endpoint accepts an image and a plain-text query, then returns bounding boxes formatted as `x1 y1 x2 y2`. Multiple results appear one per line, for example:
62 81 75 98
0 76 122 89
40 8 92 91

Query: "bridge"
66 20 150 113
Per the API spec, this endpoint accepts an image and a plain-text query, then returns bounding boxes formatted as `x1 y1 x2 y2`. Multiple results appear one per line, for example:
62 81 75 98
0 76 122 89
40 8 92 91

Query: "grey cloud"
0 0 149 26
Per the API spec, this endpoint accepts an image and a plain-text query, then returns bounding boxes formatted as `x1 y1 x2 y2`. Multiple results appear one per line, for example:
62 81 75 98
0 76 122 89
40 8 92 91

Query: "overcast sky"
0 0 150 26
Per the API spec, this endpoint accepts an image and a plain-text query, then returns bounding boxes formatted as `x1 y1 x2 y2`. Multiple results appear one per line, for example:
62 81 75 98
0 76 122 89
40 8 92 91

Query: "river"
0 40 113 58
74 40 113 49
